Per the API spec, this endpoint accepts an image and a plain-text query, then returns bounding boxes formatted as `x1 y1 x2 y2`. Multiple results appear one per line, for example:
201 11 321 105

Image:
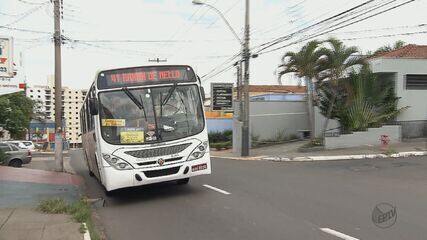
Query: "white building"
369 44 427 138
26 76 87 147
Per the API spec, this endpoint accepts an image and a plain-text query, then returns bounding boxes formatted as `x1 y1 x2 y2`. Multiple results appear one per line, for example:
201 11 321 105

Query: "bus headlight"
102 153 133 170
187 141 208 161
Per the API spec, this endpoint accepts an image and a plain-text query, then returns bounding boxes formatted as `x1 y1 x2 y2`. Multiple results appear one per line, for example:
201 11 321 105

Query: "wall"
325 125 401 149
370 58 427 122
231 99 340 146
249 101 309 140
206 118 233 133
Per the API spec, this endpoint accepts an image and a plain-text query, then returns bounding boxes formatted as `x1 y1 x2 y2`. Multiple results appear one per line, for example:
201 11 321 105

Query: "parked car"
0 142 32 168
7 141 36 151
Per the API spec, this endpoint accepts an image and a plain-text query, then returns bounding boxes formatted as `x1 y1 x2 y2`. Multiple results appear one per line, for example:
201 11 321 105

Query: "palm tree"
279 40 323 141
317 38 365 138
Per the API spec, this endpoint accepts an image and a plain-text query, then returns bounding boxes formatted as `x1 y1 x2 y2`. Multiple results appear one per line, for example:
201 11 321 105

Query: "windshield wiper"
122 87 147 120
162 83 177 106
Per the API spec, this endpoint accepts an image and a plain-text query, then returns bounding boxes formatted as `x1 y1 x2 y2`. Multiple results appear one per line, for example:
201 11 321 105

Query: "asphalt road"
70 149 427 240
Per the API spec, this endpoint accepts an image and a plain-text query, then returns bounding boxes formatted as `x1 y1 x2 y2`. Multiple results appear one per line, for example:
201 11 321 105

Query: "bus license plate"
192 163 207 172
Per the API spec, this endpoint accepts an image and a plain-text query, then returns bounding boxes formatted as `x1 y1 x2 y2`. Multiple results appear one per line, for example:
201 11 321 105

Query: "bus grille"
143 166 181 178
125 143 191 158
136 157 183 166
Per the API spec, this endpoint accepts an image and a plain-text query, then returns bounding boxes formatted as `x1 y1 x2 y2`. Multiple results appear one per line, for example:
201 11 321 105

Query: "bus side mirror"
89 98 99 115
200 86 206 102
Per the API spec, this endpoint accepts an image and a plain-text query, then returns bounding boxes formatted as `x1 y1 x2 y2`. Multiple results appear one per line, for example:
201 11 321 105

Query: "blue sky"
1 0 427 93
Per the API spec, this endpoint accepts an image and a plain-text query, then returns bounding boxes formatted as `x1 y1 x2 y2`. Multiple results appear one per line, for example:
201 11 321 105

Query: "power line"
72 39 191 43
206 0 241 29
4 3 48 27
200 52 240 79
201 0 379 82
200 0 417 83
333 23 426 34
341 30 427 40
257 0 418 55
295 0 400 42
17 0 48 5
0 25 51 34
254 0 377 52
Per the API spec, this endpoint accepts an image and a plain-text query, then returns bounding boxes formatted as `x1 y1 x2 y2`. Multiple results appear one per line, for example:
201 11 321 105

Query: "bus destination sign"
98 66 196 89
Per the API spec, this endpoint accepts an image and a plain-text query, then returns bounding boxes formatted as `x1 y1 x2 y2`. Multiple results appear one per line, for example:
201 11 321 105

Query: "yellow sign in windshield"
102 119 126 127
120 131 144 144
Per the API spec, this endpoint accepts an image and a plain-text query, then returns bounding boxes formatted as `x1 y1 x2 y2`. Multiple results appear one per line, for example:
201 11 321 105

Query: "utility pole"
241 0 250 156
234 61 242 121
53 0 63 172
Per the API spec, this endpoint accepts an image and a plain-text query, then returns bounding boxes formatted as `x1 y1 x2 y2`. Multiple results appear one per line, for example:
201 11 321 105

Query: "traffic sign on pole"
211 83 233 111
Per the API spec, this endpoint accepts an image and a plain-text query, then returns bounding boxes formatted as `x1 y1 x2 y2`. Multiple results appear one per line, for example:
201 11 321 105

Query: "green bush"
208 130 232 143
318 66 407 133
210 141 232 150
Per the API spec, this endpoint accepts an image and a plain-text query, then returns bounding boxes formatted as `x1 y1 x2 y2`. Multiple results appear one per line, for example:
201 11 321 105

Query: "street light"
191 0 243 45
192 0 251 157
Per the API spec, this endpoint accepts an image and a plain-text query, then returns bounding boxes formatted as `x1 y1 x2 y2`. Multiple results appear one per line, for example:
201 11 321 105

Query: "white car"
8 141 36 152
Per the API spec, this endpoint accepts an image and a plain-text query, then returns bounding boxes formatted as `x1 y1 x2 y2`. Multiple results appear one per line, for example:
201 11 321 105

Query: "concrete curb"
211 155 268 161
83 223 91 240
262 151 427 162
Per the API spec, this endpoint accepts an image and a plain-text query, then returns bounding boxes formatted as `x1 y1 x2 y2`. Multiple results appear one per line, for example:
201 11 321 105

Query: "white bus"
80 65 211 195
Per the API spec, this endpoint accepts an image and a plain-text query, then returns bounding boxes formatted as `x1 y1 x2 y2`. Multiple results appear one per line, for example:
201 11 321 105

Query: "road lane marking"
203 184 231 195
320 228 359 240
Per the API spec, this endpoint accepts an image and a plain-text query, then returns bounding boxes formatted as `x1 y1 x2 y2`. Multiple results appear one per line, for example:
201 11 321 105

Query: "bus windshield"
99 84 204 145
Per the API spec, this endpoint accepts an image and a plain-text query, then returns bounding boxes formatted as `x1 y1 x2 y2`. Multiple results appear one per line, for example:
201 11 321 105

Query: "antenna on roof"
148 58 167 63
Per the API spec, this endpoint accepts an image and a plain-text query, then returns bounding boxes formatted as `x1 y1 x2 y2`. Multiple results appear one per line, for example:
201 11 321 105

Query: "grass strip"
38 198 100 240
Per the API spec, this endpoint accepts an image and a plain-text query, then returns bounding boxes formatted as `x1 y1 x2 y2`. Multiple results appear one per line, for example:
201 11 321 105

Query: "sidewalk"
0 209 83 240
0 166 85 240
211 139 427 161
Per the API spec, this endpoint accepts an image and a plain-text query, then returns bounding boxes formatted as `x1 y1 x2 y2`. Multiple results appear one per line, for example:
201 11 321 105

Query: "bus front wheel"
177 178 190 185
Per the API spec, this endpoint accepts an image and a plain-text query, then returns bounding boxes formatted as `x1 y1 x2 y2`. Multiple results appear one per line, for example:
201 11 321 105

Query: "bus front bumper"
103 155 211 191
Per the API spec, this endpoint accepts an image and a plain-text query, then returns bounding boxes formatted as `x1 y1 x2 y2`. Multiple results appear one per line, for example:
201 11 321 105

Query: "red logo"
0 58 7 64
157 158 165 166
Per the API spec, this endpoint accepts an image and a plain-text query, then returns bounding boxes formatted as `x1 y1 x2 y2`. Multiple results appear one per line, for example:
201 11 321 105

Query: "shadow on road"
106 181 204 205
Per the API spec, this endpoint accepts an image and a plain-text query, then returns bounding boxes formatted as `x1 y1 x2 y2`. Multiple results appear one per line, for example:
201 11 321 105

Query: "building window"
406 74 427 90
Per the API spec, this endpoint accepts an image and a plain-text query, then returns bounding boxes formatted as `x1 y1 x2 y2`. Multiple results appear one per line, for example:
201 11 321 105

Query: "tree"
279 40 323 141
0 93 34 139
317 38 365 138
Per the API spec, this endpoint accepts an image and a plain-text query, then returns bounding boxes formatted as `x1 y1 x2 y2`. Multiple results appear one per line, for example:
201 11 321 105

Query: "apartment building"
26 76 87 147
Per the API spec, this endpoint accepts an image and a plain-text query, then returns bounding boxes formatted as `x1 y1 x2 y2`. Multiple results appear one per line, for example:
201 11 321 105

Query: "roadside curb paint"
262 151 427 162
213 151 427 162
83 223 92 240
